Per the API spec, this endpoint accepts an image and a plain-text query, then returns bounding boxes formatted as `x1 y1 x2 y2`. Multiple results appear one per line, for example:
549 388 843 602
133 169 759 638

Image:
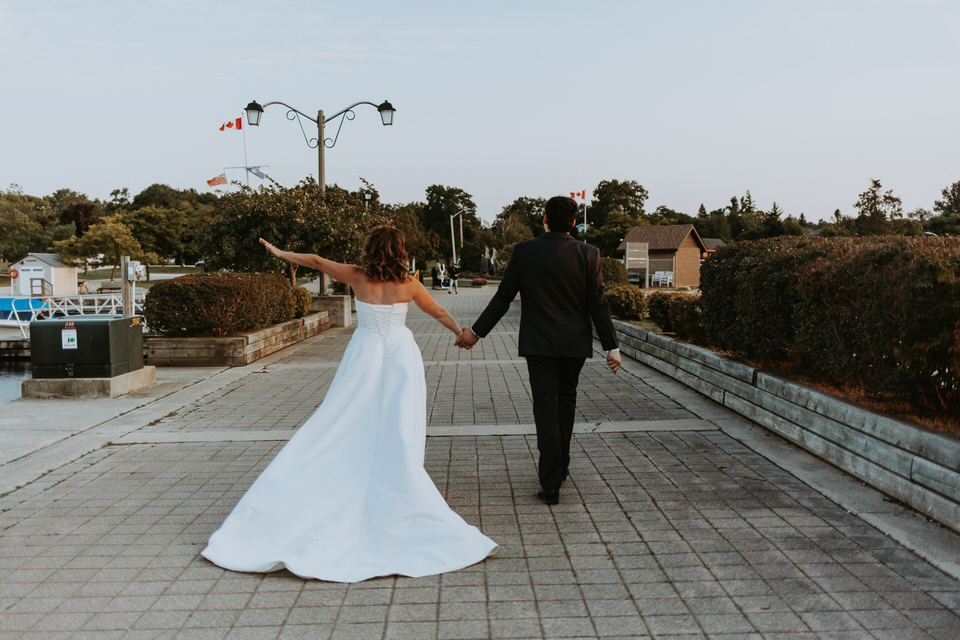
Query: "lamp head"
377 100 395 126
245 101 264 126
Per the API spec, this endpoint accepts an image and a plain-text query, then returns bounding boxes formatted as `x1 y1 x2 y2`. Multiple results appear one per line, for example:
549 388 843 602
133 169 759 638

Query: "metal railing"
1 293 146 338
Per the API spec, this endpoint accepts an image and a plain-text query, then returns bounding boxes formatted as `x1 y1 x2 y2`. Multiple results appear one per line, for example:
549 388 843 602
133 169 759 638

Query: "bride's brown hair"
360 225 410 283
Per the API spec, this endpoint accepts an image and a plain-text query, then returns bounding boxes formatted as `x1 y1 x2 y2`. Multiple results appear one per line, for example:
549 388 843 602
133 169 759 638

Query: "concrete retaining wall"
146 312 329 367
611 320 960 533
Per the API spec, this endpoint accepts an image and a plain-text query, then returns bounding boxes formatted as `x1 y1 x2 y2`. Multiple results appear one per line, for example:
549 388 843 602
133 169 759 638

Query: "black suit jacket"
472 232 618 358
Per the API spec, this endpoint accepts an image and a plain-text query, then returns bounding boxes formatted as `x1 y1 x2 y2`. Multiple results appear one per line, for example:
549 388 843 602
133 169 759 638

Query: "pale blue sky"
2 1 958 223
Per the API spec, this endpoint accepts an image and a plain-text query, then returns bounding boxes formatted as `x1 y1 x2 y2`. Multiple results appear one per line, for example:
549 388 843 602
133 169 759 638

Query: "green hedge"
647 291 707 344
144 273 307 337
601 258 628 287
700 236 960 413
606 285 647 320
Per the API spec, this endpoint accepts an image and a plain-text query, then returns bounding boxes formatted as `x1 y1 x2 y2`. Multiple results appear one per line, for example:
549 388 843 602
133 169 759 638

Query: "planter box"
606 320 960 534
146 312 329 367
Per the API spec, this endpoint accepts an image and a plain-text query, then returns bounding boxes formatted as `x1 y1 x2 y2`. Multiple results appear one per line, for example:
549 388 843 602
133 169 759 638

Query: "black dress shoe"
537 488 560 505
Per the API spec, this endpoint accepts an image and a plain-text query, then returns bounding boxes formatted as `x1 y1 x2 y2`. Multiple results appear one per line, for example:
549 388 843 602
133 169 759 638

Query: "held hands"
455 327 479 350
606 349 622 374
259 238 281 257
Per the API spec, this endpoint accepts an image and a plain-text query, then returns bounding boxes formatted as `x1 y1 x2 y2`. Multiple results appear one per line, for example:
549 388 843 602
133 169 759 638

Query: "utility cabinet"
30 316 144 378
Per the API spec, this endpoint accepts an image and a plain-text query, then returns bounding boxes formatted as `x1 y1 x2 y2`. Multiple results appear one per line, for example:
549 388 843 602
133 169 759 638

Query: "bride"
201 226 497 582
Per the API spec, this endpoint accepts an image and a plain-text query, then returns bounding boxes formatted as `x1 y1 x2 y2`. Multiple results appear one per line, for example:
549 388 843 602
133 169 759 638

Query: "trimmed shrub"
601 258 628 287
292 286 312 318
700 236 835 362
670 295 707 344
471 277 488 286
646 291 706 343
144 272 297 337
646 291 675 332
606 285 647 320
699 236 960 414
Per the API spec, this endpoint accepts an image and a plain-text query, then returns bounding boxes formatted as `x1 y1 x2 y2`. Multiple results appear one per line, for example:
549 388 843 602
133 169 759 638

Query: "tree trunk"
110 264 117 281
289 264 298 287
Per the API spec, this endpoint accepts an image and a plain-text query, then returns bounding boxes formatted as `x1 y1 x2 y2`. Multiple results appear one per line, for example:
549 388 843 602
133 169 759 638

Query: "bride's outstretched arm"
259 238 362 286
411 280 463 338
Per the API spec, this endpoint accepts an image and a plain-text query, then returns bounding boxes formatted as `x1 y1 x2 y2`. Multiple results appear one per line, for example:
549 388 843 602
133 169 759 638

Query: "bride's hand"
259 238 281 257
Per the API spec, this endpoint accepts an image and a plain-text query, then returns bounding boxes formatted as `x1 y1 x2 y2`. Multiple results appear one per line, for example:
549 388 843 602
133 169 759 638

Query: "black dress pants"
525 355 586 491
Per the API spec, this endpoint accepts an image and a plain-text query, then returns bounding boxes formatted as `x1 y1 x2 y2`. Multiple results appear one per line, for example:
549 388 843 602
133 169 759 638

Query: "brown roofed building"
616 224 707 288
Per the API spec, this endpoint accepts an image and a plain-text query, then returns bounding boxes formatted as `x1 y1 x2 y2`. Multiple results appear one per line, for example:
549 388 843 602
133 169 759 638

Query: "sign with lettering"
62 322 77 349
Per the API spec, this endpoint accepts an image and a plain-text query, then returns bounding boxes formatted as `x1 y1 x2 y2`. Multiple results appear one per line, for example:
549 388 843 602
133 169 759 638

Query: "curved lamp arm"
245 99 395 150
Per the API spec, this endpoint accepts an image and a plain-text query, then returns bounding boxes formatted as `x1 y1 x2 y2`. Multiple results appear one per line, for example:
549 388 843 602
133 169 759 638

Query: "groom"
456 196 621 505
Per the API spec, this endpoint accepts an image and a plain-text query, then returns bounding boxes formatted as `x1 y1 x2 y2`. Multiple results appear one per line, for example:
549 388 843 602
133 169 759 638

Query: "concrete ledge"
21 366 156 399
608 320 960 534
309 295 352 328
146 312 329 367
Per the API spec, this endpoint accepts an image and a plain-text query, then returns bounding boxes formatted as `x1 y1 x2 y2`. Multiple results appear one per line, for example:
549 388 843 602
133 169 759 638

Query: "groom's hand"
606 349 622 374
456 327 479 350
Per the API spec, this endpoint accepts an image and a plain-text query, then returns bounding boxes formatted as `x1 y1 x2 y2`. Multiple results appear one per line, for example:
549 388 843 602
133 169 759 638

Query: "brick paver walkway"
1 286 959 639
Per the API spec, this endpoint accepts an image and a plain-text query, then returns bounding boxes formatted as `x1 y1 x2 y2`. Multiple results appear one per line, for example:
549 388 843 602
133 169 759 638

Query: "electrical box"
30 316 144 378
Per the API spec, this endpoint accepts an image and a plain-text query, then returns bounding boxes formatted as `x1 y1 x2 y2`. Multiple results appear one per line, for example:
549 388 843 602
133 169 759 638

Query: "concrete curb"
610 320 960 534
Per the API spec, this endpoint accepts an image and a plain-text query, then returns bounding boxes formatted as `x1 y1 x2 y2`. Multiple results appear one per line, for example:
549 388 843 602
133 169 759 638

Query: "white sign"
61 328 78 350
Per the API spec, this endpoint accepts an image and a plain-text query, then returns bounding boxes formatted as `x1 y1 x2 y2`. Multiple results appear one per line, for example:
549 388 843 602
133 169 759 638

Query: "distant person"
431 265 440 289
203 227 497 581
448 262 459 294
456 196 620 505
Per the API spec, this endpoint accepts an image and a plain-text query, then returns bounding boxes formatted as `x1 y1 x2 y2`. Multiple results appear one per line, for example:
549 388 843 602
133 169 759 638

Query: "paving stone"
0 288 958 639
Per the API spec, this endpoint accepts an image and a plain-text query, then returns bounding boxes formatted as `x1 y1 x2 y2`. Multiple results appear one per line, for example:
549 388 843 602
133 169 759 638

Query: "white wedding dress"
202 301 497 582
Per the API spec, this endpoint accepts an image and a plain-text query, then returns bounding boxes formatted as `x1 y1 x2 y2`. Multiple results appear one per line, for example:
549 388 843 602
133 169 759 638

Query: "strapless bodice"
356 300 409 335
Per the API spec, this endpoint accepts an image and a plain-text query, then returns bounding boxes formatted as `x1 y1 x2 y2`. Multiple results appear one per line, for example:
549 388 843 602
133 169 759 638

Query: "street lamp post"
244 99 395 198
450 212 464 265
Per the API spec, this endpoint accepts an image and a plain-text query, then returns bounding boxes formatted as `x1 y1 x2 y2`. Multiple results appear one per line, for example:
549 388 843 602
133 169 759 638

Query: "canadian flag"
570 190 586 200
219 118 242 131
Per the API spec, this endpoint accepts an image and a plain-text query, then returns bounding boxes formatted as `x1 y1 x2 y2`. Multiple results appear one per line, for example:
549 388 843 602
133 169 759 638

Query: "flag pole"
242 114 250 187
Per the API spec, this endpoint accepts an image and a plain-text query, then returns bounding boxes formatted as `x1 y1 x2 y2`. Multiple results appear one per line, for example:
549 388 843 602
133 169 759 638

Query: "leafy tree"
582 210 648 257
694 204 732 242
132 183 218 211
727 191 760 240
908 207 932 223
61 201 99 237
103 188 131 214
934 180 960 217
201 177 389 284
384 201 440 265
493 212 534 247
925 215 960 236
0 185 74 260
497 197 545 238
420 185 480 260
589 180 648 229
122 205 188 262
648 205 694 226
890 219 923 236
54 215 155 280
460 227 496 273
854 179 902 236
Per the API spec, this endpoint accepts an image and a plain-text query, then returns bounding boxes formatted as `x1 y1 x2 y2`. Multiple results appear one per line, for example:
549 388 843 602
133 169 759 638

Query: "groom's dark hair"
544 196 578 233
